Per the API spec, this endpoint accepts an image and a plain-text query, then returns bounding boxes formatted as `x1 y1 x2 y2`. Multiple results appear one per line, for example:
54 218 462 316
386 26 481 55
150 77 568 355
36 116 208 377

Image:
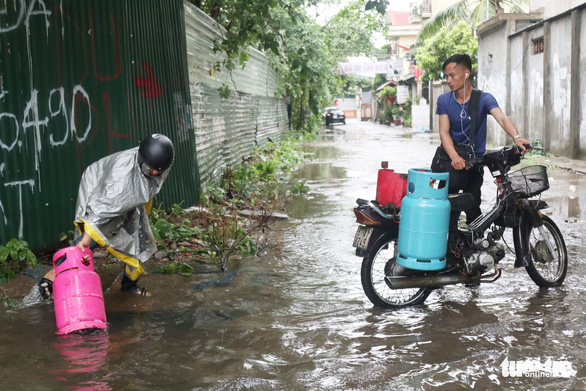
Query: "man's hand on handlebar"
451 155 467 170
514 136 532 153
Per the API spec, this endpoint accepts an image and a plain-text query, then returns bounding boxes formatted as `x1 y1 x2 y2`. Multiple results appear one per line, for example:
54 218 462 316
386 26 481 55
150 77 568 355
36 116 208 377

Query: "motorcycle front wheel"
525 215 568 287
361 233 432 309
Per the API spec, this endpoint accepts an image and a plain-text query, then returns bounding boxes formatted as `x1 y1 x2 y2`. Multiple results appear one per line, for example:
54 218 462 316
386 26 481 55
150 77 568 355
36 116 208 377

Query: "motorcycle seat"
448 193 475 212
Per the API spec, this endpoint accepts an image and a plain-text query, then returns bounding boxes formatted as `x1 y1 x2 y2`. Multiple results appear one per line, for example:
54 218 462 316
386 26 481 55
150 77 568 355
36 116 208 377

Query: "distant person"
39 134 174 297
431 53 530 223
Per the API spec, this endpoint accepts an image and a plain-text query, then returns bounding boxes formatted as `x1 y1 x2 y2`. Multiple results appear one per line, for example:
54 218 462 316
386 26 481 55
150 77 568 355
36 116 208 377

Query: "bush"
149 133 308 272
378 86 396 104
402 95 413 127
391 105 402 119
0 239 38 284
0 239 37 267
384 107 394 122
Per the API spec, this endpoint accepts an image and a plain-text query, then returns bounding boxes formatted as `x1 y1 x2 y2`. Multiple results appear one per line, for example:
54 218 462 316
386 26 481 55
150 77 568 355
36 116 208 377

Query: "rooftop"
388 11 411 26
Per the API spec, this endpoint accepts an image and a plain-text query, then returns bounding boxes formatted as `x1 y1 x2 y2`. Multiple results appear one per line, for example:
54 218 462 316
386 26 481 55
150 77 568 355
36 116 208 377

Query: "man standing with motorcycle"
355 54 568 310
431 53 531 223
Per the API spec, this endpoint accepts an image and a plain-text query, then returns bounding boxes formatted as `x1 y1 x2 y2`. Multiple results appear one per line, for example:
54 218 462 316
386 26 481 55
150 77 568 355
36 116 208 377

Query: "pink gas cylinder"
375 162 408 208
52 246 107 335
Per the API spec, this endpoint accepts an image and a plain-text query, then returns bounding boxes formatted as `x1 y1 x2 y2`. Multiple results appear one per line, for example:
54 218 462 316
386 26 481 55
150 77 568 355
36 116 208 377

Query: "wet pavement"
1 119 585 390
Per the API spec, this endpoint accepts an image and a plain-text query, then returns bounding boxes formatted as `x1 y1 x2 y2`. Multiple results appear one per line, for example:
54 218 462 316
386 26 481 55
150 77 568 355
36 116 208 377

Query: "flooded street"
1 120 585 390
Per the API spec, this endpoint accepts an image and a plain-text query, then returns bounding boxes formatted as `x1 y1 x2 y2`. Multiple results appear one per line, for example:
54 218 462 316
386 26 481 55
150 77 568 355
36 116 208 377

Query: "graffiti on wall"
0 0 165 240
0 0 52 34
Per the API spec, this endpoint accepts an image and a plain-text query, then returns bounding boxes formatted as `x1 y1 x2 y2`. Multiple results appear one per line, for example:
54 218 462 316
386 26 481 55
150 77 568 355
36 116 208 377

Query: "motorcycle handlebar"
466 143 533 169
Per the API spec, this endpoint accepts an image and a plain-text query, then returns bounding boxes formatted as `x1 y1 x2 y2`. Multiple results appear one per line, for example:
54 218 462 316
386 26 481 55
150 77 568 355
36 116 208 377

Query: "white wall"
530 0 585 18
478 6 586 158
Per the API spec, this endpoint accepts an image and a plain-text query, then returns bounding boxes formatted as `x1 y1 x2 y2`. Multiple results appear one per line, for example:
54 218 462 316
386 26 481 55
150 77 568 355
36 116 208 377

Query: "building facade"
477 2 586 158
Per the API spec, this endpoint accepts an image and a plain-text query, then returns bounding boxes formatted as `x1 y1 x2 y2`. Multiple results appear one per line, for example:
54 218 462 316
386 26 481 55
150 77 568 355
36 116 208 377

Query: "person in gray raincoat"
39 134 174 296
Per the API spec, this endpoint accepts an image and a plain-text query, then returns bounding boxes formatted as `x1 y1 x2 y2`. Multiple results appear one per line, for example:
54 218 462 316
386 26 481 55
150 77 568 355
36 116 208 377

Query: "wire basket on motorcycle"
508 165 549 198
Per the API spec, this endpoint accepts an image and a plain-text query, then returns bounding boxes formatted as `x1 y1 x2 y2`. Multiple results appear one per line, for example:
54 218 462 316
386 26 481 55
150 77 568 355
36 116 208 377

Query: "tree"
323 0 386 60
418 0 529 42
415 21 478 81
365 0 389 15
192 0 388 131
269 8 339 131
322 1 387 99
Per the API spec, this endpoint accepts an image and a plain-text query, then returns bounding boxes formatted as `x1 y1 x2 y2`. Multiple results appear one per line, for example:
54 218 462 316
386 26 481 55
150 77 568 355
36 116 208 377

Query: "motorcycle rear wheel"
361 233 432 308
525 215 568 287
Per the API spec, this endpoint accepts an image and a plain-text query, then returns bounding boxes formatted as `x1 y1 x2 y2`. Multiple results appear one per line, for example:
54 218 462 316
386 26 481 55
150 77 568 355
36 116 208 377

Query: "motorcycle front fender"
512 199 543 268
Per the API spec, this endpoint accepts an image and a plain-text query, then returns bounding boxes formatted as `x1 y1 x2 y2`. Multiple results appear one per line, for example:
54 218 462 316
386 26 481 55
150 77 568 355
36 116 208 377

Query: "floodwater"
1 120 585 390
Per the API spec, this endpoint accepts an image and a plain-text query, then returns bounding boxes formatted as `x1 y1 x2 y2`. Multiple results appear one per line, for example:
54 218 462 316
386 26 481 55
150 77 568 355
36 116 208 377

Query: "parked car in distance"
324 107 346 126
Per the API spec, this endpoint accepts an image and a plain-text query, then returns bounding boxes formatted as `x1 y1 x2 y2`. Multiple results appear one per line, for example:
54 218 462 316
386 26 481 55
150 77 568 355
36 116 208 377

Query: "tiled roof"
388 11 410 26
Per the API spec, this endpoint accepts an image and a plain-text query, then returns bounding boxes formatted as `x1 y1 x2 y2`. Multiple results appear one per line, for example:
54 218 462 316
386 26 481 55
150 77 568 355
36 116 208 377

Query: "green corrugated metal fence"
0 0 199 251
0 0 292 252
184 4 290 184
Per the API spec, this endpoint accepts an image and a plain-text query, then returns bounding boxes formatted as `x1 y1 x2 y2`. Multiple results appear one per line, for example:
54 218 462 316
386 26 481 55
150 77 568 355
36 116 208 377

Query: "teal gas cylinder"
397 169 450 271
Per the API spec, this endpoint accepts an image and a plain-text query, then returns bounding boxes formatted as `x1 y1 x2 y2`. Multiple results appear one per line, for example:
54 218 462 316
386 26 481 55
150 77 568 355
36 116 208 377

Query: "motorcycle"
353 145 568 309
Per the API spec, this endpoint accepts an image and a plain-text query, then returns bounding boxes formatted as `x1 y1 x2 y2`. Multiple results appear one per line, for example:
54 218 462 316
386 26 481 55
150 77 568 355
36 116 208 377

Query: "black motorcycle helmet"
137 134 174 173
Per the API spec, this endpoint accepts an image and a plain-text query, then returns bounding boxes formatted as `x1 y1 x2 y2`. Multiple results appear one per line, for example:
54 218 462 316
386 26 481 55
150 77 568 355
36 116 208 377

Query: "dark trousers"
458 165 484 224
434 164 484 229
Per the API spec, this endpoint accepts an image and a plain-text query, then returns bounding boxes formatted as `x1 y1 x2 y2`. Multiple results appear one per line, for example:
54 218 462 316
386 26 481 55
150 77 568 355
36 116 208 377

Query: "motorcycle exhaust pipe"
386 274 475 289
386 267 500 289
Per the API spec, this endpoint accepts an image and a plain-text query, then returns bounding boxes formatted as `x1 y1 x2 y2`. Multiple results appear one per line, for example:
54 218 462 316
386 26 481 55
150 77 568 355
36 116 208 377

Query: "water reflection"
545 170 586 219
293 162 347 182
54 331 113 390
318 128 349 143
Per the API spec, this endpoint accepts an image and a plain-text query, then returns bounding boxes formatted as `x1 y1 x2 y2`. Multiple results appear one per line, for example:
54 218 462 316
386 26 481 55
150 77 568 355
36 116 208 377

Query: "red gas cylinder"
375 162 408 208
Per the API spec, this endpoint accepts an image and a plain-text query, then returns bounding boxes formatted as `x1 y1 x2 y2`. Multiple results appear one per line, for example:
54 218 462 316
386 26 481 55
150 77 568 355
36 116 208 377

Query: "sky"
308 0 415 25
306 0 418 77
307 0 417 48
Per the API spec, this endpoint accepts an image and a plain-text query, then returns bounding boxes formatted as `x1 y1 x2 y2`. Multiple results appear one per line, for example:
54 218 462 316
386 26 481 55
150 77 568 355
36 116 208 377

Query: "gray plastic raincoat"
74 147 170 280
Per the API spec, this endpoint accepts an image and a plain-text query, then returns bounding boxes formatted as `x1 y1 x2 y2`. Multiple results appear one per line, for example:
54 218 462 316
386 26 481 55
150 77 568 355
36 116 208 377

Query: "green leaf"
152 228 161 241
0 248 8 263
219 84 231 99
179 263 194 276
4 298 18 308
27 253 38 268
154 220 172 241
238 52 249 66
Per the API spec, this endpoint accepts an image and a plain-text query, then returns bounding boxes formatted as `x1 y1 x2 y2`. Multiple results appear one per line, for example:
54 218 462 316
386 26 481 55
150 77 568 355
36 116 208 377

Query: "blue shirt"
436 90 499 155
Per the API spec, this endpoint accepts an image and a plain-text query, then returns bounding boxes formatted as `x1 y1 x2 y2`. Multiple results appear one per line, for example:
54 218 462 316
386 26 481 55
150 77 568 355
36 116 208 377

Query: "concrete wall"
336 96 359 119
431 81 451 135
478 5 586 158
580 11 586 150
530 0 586 18
547 18 573 152
476 20 510 147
